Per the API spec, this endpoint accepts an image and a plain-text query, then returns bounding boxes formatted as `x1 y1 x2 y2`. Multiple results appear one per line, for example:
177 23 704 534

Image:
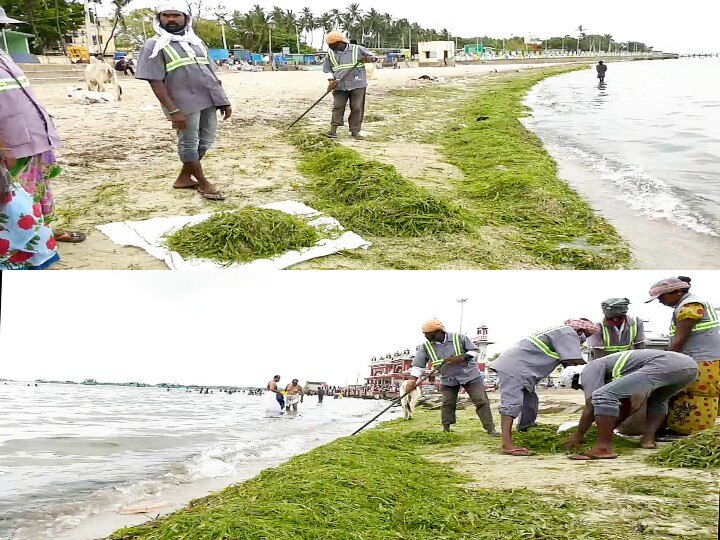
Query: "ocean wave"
550 142 719 237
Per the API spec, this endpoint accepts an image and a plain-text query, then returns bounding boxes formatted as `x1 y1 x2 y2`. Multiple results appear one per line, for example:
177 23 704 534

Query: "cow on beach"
84 61 122 100
399 379 422 420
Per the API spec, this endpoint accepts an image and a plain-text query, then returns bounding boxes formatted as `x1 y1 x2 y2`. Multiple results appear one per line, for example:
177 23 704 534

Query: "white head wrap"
149 2 206 59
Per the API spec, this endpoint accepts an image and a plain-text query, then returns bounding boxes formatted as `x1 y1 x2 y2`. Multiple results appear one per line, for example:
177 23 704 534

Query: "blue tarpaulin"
208 48 229 61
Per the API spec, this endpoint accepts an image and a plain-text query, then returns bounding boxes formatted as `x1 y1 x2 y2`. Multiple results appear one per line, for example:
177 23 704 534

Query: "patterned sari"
0 151 61 269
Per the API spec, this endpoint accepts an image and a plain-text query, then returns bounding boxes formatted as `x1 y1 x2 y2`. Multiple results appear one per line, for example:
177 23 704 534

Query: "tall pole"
220 20 228 50
83 0 95 54
1 29 7 53
457 297 468 334
294 23 300 54
268 25 273 71
141 19 147 41
408 26 411 58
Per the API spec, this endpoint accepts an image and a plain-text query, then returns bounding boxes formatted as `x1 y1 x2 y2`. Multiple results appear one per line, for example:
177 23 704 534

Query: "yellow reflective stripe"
452 334 462 356
670 304 720 335
527 335 560 360
612 351 633 380
328 49 339 68
424 341 440 364
166 57 210 73
163 45 182 62
0 75 30 92
602 318 637 352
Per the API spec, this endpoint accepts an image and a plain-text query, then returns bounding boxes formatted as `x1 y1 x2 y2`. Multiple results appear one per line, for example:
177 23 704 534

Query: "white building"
417 41 455 66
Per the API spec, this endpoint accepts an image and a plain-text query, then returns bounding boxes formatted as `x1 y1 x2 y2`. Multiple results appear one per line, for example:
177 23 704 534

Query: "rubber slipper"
501 448 537 457
197 188 226 201
54 231 86 243
569 452 618 461
324 132 338 139
172 183 199 190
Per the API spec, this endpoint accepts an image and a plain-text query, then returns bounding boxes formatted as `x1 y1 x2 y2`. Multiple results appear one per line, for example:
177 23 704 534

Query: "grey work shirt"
135 40 230 115
492 326 583 390
581 349 698 399
0 51 61 159
323 44 376 91
412 333 480 386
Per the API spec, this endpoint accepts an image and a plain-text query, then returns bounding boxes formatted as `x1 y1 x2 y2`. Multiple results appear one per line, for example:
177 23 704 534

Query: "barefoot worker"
491 319 596 456
285 379 304 412
566 350 698 459
323 31 377 141
136 2 231 200
647 276 720 434
586 298 646 360
404 319 499 435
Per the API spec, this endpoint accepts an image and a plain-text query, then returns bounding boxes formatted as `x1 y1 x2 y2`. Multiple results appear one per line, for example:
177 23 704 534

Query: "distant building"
67 17 116 55
418 41 455 66
366 325 492 390
305 381 327 393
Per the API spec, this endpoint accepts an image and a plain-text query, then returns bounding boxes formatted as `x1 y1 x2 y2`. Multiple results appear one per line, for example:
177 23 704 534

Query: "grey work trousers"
177 106 218 163
591 367 698 417
440 377 496 432
497 372 539 430
331 87 366 133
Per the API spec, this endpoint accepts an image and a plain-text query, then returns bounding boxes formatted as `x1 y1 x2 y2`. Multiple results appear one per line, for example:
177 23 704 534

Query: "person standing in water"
596 60 607 84
267 375 284 410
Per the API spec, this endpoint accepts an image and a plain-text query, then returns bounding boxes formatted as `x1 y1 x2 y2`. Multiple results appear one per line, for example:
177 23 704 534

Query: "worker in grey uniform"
323 31 377 140
565 350 698 459
136 1 231 200
586 298 646 360
647 276 720 435
491 319 597 456
404 318 499 435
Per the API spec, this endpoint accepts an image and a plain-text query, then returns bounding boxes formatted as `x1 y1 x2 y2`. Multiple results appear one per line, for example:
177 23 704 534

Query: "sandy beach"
35 62 566 270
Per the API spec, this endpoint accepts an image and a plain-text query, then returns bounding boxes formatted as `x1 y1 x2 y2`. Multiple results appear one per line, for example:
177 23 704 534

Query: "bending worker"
566 349 698 459
647 276 720 434
323 32 377 140
586 298 646 359
136 2 231 200
491 319 596 456
405 319 499 436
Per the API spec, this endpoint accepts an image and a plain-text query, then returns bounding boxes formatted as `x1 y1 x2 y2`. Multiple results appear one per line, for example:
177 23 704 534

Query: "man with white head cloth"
491 319 596 456
136 2 231 200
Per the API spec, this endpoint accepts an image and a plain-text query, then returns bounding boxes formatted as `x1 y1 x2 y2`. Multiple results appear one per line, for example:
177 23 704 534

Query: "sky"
2 271 720 387
104 0 720 54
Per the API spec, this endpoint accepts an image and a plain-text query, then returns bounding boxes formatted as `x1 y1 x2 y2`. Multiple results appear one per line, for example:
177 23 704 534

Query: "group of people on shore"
0 1 377 268
406 275 719 458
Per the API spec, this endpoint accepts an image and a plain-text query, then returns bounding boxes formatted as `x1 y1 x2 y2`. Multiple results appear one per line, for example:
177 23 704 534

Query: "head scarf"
325 31 349 45
149 2 206 59
421 319 446 333
601 298 630 318
564 319 601 334
646 277 690 303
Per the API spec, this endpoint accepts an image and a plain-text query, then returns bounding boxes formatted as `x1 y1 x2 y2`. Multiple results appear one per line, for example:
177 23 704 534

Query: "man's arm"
323 55 336 90
566 398 596 449
669 310 701 352
359 46 378 63
147 82 187 130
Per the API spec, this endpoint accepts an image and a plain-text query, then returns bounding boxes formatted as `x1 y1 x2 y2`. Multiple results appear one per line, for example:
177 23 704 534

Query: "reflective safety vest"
611 350 634 381
602 317 638 353
526 326 565 360
327 45 366 73
163 45 210 73
669 301 720 336
0 75 30 92
424 333 463 369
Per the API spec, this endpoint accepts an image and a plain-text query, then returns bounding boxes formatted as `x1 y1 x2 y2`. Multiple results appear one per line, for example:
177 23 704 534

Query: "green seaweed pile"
287 132 470 237
165 207 321 264
512 424 639 454
647 425 720 469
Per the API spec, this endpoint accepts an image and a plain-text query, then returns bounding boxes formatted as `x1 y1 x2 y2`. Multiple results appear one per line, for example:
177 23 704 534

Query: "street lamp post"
457 298 468 334
294 23 301 54
220 19 228 50
268 23 274 71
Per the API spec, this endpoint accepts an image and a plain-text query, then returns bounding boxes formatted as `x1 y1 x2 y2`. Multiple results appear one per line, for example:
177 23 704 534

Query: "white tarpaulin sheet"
96 201 371 270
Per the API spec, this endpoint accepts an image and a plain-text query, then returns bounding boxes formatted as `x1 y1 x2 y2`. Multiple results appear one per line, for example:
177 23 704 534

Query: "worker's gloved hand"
431 358 446 370
361 56 377 63
447 355 468 365
327 80 337 92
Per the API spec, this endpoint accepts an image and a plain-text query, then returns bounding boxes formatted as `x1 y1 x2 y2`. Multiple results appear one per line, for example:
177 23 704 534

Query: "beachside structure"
417 41 455 67
304 381 328 393
67 17 116 55
366 325 493 391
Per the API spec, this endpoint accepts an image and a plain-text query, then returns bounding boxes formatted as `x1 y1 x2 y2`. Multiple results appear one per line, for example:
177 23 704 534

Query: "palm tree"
344 3 362 41
103 0 132 55
300 7 314 45
316 12 333 49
